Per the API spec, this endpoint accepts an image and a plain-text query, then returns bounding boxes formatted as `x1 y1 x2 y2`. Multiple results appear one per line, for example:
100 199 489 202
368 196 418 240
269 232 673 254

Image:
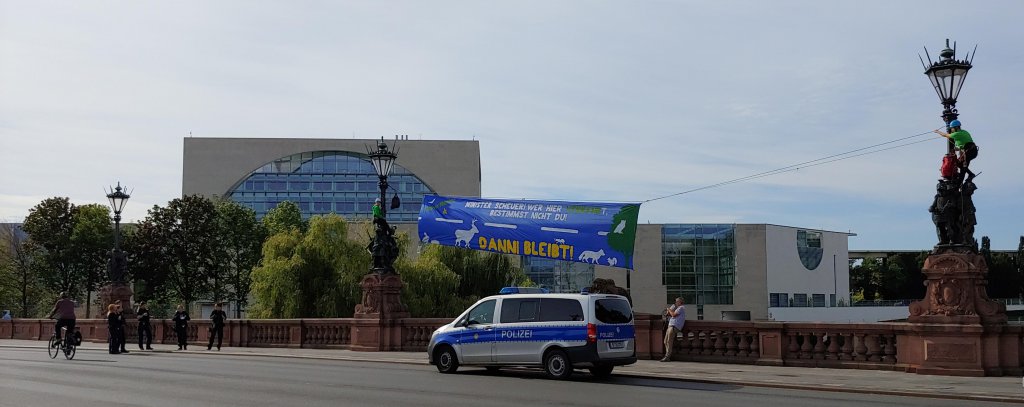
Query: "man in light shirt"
661 297 685 362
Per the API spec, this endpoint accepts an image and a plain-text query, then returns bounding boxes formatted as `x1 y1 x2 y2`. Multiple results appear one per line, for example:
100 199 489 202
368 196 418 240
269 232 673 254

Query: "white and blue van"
427 288 636 379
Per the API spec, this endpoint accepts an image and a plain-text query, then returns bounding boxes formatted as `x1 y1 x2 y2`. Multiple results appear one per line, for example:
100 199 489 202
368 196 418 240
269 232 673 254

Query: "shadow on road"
458 368 743 392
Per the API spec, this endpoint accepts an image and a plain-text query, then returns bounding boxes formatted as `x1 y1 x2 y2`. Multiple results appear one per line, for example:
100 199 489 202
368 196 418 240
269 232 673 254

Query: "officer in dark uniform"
208 303 227 351
115 302 129 353
172 304 190 350
137 301 153 350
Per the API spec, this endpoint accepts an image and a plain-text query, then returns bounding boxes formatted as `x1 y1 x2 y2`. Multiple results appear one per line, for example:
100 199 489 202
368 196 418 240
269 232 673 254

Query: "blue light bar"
499 287 550 295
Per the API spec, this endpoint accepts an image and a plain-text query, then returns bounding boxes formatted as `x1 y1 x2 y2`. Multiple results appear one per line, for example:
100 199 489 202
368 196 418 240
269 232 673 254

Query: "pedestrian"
208 303 227 351
1 310 11 320
934 119 979 179
115 302 129 353
106 304 120 354
137 301 153 350
172 304 190 350
661 297 686 362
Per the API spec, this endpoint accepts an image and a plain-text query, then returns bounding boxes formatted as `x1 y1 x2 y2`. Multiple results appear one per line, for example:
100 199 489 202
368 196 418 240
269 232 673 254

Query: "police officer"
207 303 227 351
115 302 129 354
172 304 190 350
137 301 153 350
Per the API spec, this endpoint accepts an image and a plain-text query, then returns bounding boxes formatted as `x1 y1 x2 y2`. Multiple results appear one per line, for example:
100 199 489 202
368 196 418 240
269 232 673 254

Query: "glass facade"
521 257 594 294
227 151 435 221
662 224 736 305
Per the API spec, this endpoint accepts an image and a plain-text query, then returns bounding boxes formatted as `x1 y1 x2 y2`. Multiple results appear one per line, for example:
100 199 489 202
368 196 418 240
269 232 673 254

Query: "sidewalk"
3 339 1021 403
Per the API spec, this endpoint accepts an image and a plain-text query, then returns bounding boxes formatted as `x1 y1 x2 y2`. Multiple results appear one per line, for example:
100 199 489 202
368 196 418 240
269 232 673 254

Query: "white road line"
435 218 464 224
484 223 518 229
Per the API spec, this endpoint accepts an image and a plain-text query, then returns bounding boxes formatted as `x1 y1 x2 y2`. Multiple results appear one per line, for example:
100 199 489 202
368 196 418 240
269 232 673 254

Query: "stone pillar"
97 282 135 318
902 247 1008 376
351 273 409 351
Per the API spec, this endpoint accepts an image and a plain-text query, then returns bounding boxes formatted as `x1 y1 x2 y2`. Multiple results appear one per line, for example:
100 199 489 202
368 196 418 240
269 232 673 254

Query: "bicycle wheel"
63 343 76 360
47 335 59 359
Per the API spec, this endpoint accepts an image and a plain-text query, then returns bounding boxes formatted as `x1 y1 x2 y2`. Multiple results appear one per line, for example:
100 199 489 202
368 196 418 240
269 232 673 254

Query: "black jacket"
210 310 227 327
173 311 190 329
137 307 151 325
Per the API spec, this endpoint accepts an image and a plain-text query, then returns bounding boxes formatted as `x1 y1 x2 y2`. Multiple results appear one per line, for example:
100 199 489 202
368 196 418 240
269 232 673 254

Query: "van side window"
466 300 496 326
595 298 633 324
539 299 584 322
500 299 538 323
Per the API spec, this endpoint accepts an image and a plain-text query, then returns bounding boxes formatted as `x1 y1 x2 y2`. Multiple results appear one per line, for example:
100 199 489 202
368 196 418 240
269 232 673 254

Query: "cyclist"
46 292 76 347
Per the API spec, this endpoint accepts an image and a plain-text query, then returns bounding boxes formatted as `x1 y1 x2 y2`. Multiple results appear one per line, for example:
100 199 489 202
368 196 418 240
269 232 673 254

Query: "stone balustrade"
3 315 1021 376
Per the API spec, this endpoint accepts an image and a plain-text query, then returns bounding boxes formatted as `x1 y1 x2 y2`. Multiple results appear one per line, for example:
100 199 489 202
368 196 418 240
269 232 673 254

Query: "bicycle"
47 324 77 360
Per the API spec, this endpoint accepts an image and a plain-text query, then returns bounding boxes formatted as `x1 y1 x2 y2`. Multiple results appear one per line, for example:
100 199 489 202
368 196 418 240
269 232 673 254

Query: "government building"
181 137 851 320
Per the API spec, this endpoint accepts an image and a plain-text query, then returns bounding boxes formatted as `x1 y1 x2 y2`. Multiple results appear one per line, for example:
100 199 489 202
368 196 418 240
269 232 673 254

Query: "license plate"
608 340 625 349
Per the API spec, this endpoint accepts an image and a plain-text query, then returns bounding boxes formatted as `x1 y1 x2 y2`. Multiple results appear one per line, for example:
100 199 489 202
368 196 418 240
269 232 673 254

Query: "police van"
427 287 636 379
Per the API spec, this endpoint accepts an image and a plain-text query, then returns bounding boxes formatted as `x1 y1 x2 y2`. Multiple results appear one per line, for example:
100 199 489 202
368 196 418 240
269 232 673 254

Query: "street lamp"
367 137 398 218
105 182 130 283
920 38 975 154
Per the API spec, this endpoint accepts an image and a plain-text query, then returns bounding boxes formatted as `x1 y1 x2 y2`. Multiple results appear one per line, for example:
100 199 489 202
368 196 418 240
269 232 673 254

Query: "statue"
367 198 399 274
107 248 128 283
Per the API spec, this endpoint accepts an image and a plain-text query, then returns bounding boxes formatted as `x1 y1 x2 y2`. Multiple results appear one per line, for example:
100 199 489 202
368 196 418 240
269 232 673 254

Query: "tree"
250 214 368 318
397 244 470 318
70 204 113 317
0 223 48 318
214 199 266 317
125 214 172 307
263 201 305 236
422 245 531 300
21 198 80 298
982 236 1022 299
130 195 221 307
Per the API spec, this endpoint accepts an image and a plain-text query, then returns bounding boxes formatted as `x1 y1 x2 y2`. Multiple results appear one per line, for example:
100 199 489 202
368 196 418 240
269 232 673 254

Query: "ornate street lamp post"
99 182 134 317
353 137 409 337
920 38 975 154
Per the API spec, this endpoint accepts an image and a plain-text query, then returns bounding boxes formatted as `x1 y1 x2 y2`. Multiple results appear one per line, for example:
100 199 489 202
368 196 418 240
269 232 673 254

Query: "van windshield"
594 298 633 324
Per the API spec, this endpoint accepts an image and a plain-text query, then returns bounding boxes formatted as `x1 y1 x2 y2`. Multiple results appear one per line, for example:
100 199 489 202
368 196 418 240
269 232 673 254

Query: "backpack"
940 154 957 179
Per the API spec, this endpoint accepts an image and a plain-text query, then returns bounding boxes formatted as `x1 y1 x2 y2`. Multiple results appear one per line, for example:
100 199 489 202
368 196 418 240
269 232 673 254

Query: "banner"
417 195 640 269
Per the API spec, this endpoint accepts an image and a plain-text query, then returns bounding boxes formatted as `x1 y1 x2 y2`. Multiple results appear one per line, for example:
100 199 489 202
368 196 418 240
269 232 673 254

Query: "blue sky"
1 1 1022 250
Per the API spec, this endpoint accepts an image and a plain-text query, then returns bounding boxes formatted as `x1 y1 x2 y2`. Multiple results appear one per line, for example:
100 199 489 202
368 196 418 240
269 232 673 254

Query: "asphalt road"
0 347 1017 407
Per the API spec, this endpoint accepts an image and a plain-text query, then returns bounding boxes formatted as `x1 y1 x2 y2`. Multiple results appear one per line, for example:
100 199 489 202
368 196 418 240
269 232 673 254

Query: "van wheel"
589 365 614 378
435 346 459 374
544 349 573 380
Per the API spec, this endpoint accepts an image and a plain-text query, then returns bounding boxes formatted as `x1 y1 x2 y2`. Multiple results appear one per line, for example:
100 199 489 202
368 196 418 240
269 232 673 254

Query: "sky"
1 1 1022 250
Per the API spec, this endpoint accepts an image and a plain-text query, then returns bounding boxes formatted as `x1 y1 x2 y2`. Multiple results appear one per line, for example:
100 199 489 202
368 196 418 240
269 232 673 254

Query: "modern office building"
180 138 851 321
182 137 481 221
596 224 852 320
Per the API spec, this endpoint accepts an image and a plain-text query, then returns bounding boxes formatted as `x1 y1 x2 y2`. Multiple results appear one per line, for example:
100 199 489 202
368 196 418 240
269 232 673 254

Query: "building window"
793 293 808 307
812 294 826 307
830 294 837 307
662 224 736 305
796 229 824 270
521 257 594 293
227 151 435 221
769 293 790 308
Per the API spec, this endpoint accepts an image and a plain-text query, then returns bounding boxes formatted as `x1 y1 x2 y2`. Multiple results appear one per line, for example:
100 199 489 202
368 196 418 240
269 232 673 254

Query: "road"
0 347 1017 407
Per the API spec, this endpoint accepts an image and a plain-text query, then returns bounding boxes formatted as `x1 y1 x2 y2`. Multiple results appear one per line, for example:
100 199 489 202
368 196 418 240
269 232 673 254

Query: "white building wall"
764 225 850 307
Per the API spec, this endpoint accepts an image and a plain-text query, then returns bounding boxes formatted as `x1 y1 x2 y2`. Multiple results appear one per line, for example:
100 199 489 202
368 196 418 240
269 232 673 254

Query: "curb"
3 343 1021 404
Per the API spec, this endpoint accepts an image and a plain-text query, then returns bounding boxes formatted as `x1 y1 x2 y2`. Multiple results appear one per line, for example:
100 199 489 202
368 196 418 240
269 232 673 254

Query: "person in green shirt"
934 119 978 175
372 197 383 219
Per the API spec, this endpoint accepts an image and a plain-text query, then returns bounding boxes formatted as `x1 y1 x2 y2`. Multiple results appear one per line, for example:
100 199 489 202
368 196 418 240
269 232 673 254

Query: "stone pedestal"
902 247 1008 376
351 272 409 351
908 248 1006 324
97 282 134 318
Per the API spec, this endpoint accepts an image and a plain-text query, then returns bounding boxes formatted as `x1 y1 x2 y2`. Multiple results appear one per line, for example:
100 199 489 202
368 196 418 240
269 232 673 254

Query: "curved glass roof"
227 151 434 222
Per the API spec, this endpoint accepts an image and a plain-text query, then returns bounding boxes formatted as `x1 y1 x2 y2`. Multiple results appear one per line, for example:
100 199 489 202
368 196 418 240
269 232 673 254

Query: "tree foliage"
263 201 305 236
215 199 266 317
21 198 79 297
250 214 368 318
0 223 48 318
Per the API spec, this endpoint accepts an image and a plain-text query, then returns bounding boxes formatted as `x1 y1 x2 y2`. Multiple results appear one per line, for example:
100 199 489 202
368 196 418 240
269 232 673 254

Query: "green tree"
263 201 305 236
124 215 172 307
397 244 471 318
427 245 531 300
70 204 113 317
250 214 368 318
983 236 1022 299
0 223 48 318
21 198 80 297
130 195 221 307
215 199 266 317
